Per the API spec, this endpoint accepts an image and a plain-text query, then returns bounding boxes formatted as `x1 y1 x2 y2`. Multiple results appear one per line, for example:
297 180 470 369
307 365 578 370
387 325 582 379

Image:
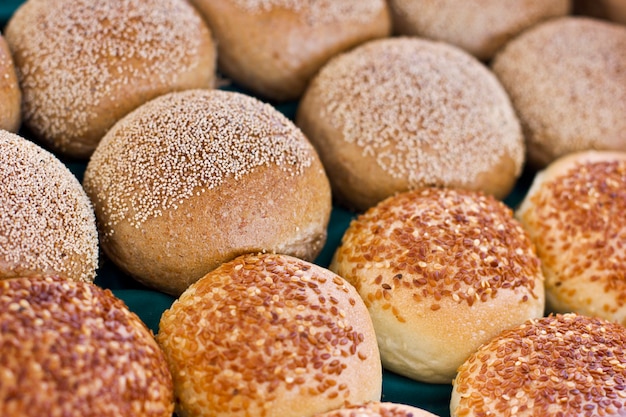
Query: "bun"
492 17 626 168
157 253 382 417
387 0 570 60
330 188 545 383
297 37 524 212
575 0 626 24
516 150 626 323
0 130 98 282
0 275 173 417
0 35 20 132
4 0 216 158
83 89 331 296
451 313 626 416
188 0 391 101
312 402 439 417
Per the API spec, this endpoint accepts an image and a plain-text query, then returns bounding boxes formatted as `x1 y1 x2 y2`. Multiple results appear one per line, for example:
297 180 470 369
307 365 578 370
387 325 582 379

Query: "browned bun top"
451 313 626 417
157 253 382 417
4 0 216 158
189 0 391 101
0 275 174 417
0 35 21 132
297 37 524 211
331 187 544 383
313 402 439 417
387 0 570 60
0 129 98 282
492 16 626 168
516 151 626 324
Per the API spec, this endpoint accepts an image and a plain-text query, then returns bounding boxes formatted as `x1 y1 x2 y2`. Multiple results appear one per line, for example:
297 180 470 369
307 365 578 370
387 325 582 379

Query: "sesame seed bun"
312 402 439 417
492 17 626 168
83 89 331 296
4 0 216 159
0 275 174 417
157 253 382 417
297 37 524 212
0 130 98 282
575 0 626 25
330 188 545 383
0 35 20 133
188 0 390 102
516 151 626 324
387 0 570 60
451 313 626 416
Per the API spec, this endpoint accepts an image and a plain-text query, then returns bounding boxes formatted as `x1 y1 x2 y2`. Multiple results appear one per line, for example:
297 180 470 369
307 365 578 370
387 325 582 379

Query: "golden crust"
312 401 439 417
331 188 545 383
157 253 382 417
0 35 21 132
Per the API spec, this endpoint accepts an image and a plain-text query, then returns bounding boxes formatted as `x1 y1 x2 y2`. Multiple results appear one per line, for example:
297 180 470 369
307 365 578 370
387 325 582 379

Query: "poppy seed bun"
387 0 570 60
451 313 626 417
330 188 545 383
0 275 174 417
492 17 626 168
297 37 524 212
0 35 20 132
157 253 382 417
83 89 331 296
4 0 216 159
516 151 626 324
312 402 439 417
189 0 391 101
0 130 98 282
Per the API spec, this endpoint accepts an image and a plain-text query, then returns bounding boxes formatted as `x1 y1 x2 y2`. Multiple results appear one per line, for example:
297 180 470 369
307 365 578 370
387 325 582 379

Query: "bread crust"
0 35 20 132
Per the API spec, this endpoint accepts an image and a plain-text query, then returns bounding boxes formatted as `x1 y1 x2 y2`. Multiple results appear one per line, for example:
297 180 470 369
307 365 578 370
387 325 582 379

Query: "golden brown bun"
387 0 570 60
516 151 626 324
157 253 382 417
492 17 626 168
0 35 20 132
575 0 626 24
4 0 216 159
0 275 174 417
189 0 391 101
330 188 545 384
0 130 98 283
451 313 626 416
297 37 524 212
313 402 439 417
84 89 331 296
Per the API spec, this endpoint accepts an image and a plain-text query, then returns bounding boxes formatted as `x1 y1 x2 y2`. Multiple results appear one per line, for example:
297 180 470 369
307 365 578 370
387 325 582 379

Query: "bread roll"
4 0 216 158
330 188 545 383
312 402 439 417
387 0 570 60
188 0 391 101
0 129 98 282
575 0 626 24
492 17 626 168
516 151 626 324
0 275 173 417
0 35 20 132
83 89 331 296
157 253 382 417
451 313 626 416
297 37 524 212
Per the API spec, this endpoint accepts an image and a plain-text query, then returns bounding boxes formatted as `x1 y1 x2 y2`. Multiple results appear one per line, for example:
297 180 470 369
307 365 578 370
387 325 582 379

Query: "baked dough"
0 35 20 132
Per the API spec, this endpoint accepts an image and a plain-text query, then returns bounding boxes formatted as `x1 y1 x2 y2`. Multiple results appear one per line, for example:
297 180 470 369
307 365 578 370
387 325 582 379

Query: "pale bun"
83 89 331 296
330 188 545 383
516 150 626 323
297 37 524 212
492 17 626 168
0 275 173 417
313 402 439 417
157 253 382 417
0 35 20 132
0 129 98 283
189 0 391 101
387 0 570 60
4 0 216 158
451 313 626 416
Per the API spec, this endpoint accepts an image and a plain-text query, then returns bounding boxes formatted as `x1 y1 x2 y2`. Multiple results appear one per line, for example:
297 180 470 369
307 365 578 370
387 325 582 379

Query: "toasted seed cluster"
0 275 174 417
313 401 437 417
334 188 541 318
158 253 379 417
453 313 626 417
0 130 98 282
84 89 314 235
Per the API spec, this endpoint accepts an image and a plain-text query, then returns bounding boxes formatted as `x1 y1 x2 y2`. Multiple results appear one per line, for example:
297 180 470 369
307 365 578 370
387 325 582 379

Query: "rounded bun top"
313 402 439 417
0 35 21 133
